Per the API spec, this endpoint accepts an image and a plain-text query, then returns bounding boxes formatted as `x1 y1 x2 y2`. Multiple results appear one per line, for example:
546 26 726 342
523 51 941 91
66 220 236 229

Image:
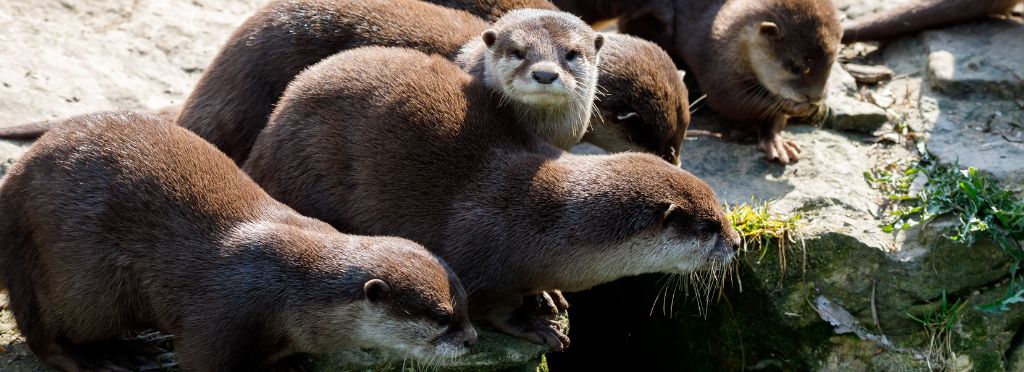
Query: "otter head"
558 155 740 291
585 33 690 166
740 1 841 110
481 9 603 107
351 238 476 362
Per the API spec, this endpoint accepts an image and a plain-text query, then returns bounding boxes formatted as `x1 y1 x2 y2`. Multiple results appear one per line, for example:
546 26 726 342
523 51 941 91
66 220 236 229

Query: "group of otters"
0 0 1015 370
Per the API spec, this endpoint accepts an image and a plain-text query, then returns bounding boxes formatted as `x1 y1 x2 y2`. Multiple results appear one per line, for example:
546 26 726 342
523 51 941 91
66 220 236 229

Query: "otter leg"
758 114 801 164
485 296 570 351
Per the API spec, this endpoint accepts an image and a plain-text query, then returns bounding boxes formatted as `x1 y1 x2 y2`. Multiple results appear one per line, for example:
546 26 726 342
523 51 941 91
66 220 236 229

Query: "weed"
907 290 967 369
866 147 1024 311
726 200 804 282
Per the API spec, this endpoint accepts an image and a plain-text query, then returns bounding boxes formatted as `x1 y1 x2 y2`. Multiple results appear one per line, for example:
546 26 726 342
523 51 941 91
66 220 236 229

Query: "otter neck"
459 41 594 150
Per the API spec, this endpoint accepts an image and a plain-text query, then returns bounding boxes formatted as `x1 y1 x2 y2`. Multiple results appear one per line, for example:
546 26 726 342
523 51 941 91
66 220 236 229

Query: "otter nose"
532 70 559 84
463 327 479 347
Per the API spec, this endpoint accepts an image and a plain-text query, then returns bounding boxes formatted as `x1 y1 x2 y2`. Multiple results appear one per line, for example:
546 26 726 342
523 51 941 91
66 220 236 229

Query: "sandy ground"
0 1 261 369
0 0 260 127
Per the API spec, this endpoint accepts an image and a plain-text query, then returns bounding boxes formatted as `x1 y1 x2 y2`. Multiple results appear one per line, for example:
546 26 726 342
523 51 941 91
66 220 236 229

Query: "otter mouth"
667 235 737 274
515 91 572 106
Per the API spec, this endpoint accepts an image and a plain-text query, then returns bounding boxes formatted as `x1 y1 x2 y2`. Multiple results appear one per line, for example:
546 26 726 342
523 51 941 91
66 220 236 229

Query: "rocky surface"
2 0 1023 371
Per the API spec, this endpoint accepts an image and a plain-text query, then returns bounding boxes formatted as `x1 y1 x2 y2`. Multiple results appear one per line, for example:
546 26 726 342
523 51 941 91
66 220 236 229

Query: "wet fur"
842 0 1020 43
0 112 474 371
243 47 739 346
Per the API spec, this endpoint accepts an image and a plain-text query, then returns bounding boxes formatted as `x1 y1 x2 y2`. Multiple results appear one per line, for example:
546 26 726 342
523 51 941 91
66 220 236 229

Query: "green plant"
726 200 804 278
907 290 967 368
866 148 1024 311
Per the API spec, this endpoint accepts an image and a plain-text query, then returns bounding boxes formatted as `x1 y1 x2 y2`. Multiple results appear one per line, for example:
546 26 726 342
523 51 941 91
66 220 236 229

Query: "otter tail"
0 120 61 140
0 105 182 141
842 0 1020 43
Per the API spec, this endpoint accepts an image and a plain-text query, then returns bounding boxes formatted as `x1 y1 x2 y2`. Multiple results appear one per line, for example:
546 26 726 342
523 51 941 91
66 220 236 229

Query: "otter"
176 0 598 163
0 111 476 371
549 0 842 164
243 47 740 351
842 0 1021 43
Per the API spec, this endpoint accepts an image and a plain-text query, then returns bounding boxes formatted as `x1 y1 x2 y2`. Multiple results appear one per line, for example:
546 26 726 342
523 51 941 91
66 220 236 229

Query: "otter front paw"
758 135 801 164
492 313 570 351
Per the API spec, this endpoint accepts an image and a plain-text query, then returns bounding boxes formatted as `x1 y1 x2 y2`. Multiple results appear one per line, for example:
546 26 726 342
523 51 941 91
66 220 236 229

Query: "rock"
923 23 1024 99
844 63 893 84
826 96 889 133
823 63 889 133
315 329 555 372
903 22 1024 195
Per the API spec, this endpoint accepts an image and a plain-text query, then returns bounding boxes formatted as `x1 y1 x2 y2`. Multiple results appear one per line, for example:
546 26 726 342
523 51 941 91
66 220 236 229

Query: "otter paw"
547 290 570 312
781 100 816 118
758 136 801 164
495 316 570 351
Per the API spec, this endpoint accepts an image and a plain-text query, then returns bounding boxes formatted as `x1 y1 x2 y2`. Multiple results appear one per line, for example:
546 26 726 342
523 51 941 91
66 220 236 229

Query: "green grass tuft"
907 290 967 368
726 200 804 279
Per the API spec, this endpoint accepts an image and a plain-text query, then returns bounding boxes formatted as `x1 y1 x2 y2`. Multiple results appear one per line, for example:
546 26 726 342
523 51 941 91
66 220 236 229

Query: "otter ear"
617 112 640 121
482 29 498 47
594 33 605 53
759 22 779 37
660 204 680 226
364 279 391 302
677 70 686 82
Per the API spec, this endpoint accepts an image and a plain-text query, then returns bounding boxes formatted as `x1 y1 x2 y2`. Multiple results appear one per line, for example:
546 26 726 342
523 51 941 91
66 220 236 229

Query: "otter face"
591 66 690 166
356 277 477 362
480 13 603 107
744 19 840 107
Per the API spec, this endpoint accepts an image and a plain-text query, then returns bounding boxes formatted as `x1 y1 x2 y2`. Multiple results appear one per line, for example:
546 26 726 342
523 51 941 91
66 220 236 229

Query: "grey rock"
844 63 894 85
824 63 890 133
923 22 1024 99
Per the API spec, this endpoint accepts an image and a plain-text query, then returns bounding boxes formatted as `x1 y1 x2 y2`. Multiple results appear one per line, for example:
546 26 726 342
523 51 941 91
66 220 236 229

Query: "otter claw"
759 136 801 164
507 318 569 351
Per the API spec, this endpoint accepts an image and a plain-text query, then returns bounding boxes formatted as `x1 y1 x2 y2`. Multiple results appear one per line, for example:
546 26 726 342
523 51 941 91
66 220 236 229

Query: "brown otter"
176 0 599 163
243 47 739 351
550 0 841 164
0 111 476 371
842 0 1021 43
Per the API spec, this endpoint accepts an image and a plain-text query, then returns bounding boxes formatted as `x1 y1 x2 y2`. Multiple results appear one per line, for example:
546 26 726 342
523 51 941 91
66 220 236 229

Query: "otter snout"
532 70 559 84
714 227 742 262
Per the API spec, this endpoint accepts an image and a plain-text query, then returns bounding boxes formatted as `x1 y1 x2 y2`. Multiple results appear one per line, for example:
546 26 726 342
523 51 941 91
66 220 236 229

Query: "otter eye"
511 49 526 60
788 64 803 75
432 313 451 326
565 50 579 61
